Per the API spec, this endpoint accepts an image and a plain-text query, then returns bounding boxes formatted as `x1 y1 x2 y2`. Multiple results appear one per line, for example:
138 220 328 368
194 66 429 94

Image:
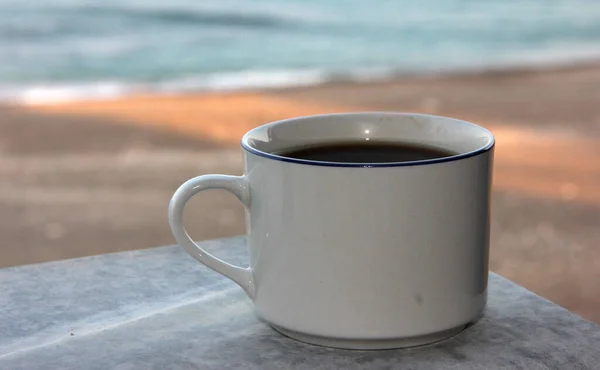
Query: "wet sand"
1 65 599 322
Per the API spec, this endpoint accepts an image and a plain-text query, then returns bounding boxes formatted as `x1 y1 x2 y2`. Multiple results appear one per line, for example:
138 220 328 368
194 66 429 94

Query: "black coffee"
278 141 456 163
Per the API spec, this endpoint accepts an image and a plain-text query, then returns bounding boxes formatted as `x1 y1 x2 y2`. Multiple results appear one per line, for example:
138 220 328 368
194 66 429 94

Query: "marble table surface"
1 237 600 370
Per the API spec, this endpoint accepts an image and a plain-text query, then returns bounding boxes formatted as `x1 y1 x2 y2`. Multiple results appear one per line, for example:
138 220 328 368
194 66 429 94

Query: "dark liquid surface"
277 141 457 163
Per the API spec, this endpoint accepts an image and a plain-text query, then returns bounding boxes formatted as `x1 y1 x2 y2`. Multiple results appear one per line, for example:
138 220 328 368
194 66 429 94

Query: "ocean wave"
0 5 301 42
78 5 292 29
43 3 310 32
2 49 600 106
156 69 330 92
0 68 393 105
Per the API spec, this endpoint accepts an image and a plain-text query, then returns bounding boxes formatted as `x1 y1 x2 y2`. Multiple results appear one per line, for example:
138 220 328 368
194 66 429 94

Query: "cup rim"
240 112 495 168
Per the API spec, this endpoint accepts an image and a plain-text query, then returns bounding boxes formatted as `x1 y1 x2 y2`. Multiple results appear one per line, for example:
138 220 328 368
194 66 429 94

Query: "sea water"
1 0 600 103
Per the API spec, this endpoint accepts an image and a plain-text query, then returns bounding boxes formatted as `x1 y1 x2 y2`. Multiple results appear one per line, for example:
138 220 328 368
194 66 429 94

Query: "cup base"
270 324 466 350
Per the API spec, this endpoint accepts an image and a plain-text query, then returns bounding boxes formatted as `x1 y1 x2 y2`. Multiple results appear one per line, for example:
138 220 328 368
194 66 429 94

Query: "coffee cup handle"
168 174 254 298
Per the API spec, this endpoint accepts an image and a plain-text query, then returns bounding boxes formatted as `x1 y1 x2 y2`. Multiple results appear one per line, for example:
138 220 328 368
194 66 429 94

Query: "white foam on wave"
2 67 401 105
510 43 600 67
156 69 331 92
0 69 336 105
0 82 134 105
3 44 600 106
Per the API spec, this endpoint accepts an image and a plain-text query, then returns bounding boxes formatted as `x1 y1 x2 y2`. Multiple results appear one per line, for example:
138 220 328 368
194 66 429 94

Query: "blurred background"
0 0 599 323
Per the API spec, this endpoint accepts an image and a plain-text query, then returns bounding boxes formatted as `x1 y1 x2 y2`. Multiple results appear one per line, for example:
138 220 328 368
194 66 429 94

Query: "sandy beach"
1 65 599 323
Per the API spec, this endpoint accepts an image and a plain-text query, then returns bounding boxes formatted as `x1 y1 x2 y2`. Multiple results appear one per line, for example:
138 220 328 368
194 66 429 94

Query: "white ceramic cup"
169 112 494 349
